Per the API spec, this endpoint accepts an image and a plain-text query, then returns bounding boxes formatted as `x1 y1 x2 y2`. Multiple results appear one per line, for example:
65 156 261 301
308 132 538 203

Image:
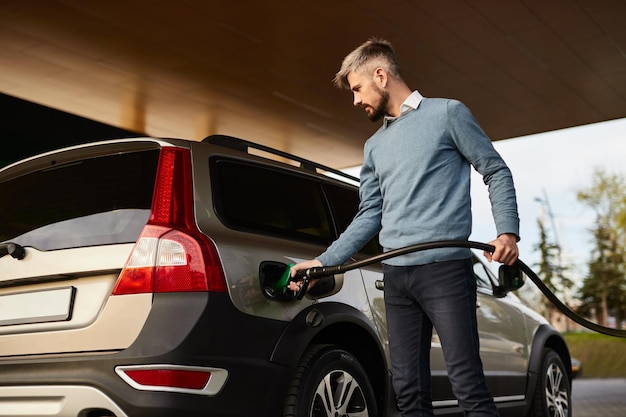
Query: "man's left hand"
484 233 519 265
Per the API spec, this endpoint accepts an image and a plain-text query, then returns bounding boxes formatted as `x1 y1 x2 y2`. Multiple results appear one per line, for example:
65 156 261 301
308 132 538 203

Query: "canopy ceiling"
1 0 625 168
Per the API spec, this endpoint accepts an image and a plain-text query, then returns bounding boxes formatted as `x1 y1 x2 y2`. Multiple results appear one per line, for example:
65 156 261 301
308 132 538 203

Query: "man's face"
347 71 389 122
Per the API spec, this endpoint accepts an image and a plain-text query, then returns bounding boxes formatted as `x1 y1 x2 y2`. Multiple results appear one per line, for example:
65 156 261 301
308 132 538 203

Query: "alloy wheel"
544 361 569 417
310 369 369 417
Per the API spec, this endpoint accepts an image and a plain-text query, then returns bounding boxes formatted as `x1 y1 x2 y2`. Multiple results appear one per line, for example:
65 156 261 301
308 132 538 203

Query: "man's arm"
290 150 383 281
447 100 521 264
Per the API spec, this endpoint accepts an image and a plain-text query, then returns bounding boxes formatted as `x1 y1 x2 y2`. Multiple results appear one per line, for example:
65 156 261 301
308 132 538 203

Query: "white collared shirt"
400 90 424 114
384 90 424 126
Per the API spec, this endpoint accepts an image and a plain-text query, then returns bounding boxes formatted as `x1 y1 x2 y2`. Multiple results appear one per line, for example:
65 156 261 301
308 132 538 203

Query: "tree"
534 211 573 327
576 169 626 328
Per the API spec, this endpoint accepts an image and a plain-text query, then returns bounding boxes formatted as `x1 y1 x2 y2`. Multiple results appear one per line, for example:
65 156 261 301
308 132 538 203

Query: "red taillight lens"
154 229 208 292
123 369 211 390
116 365 229 396
113 147 227 295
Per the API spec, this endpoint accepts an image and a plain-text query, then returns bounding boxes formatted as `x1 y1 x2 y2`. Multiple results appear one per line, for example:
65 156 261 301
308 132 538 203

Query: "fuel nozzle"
263 261 342 301
273 263 296 293
268 263 312 300
287 265 343 300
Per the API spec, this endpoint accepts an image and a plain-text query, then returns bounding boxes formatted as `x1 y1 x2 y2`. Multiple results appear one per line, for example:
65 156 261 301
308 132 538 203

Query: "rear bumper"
0 292 292 417
0 358 292 417
0 385 129 417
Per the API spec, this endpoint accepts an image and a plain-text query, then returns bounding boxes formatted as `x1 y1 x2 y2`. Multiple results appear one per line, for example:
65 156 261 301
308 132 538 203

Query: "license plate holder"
0 286 76 326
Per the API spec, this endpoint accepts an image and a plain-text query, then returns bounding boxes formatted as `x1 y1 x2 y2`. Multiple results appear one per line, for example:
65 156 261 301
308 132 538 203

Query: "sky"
343 117 626 287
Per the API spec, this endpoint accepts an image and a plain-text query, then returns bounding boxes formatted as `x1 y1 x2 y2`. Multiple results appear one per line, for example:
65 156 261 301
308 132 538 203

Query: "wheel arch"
270 302 390 414
527 324 572 380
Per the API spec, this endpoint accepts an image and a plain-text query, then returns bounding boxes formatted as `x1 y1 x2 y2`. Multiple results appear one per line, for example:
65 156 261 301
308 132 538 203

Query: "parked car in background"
571 357 583 379
0 135 573 416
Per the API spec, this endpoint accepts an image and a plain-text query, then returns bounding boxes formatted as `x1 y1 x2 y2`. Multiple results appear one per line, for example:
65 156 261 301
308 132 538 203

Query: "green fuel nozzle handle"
274 263 295 293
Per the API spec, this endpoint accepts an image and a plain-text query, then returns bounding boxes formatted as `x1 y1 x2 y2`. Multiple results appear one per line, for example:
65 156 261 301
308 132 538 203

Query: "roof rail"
203 134 360 184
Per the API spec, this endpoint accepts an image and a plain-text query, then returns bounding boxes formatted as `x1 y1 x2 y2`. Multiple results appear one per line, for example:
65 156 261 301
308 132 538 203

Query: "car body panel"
0 136 571 416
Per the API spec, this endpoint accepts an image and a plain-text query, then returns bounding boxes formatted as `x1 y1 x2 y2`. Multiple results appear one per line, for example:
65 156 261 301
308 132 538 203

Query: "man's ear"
373 67 388 87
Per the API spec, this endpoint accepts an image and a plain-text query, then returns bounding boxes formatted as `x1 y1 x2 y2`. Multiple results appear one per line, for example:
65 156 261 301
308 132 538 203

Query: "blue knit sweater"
317 98 520 266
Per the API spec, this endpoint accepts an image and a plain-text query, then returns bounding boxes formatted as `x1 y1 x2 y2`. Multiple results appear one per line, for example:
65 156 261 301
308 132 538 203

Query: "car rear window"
0 149 159 251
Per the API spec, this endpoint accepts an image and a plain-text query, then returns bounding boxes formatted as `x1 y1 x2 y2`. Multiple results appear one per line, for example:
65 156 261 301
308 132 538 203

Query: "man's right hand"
287 259 323 291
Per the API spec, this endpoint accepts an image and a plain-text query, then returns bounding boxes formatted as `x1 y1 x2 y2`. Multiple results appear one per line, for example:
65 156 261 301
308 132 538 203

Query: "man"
290 38 520 416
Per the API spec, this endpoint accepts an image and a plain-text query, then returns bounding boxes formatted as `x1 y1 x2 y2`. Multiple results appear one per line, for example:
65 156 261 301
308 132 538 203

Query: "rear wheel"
530 348 571 417
283 344 378 417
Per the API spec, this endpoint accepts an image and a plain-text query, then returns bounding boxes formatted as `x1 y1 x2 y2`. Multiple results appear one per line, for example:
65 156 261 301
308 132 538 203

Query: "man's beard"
367 85 389 122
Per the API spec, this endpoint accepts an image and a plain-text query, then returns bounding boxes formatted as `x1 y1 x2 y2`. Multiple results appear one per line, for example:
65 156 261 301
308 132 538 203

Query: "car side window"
211 158 333 245
472 257 494 291
322 183 381 256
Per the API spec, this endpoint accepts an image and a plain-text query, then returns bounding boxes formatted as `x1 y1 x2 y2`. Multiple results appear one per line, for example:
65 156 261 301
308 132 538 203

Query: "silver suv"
0 135 572 417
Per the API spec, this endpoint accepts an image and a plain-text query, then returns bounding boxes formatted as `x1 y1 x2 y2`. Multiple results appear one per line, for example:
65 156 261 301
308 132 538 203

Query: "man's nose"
353 93 362 106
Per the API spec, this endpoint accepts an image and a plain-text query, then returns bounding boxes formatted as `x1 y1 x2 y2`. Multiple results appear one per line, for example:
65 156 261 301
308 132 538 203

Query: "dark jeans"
383 258 499 417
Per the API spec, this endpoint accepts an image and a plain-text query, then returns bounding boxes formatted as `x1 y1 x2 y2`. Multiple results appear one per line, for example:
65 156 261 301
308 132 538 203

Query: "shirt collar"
384 90 424 127
400 90 423 113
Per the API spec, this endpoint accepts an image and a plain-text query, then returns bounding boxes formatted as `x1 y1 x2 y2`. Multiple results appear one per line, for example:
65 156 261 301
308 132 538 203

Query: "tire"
283 344 378 417
529 348 571 417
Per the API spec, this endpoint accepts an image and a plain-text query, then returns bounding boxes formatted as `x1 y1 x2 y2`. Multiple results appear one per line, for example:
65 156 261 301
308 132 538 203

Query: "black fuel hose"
292 240 626 338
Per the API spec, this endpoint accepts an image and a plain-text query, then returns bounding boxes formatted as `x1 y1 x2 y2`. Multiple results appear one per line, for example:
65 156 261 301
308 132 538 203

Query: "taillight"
113 147 227 295
124 368 210 390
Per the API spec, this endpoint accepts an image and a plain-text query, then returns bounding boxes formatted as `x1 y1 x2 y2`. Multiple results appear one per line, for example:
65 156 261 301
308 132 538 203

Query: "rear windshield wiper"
0 242 26 260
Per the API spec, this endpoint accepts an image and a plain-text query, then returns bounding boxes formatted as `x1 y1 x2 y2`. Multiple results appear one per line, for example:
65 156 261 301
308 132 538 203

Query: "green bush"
563 332 626 378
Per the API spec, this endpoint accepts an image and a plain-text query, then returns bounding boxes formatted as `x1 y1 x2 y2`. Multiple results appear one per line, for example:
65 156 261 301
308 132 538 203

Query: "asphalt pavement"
572 378 626 417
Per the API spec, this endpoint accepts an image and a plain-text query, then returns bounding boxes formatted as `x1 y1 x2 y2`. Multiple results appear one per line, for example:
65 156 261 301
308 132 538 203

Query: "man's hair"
333 38 403 89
